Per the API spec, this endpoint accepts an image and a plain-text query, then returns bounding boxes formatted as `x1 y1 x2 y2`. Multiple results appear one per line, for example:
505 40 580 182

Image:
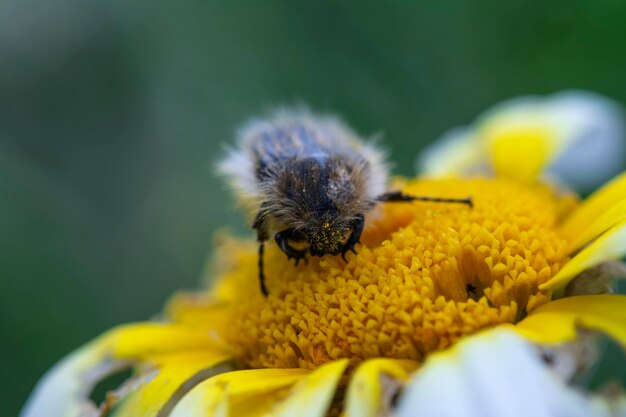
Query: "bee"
219 109 472 295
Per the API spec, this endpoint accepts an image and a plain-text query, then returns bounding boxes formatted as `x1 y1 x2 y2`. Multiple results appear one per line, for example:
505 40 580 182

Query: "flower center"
209 178 574 370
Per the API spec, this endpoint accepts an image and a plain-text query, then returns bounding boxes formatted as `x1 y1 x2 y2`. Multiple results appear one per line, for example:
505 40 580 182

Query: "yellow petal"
487 124 557 184
514 294 626 349
560 171 626 244
170 369 310 417
110 323 225 359
166 292 229 328
541 219 626 291
268 359 349 417
566 198 626 253
113 350 232 417
164 292 234 350
345 358 418 417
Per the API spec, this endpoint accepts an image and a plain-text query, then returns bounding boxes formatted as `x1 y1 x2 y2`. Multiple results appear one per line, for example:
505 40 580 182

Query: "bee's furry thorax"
219 109 388 236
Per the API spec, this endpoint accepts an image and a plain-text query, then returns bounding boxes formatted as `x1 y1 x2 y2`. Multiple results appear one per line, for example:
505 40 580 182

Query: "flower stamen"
207 178 573 370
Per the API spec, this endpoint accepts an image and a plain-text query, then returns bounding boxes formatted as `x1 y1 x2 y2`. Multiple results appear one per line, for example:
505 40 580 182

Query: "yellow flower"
22 100 626 417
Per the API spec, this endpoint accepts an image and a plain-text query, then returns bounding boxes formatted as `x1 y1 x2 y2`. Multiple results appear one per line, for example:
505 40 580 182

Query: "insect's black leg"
253 209 269 296
342 214 364 262
377 191 473 208
258 242 268 296
274 229 308 265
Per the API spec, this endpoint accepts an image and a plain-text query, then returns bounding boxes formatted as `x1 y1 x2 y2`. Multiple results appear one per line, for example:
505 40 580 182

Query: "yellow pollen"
204 178 575 370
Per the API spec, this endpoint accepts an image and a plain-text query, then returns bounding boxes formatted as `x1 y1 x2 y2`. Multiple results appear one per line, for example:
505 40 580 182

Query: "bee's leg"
253 210 269 296
342 214 364 262
258 242 268 296
274 229 308 265
377 191 473 208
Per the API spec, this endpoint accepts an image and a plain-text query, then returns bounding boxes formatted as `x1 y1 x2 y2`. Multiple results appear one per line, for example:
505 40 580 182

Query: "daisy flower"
22 96 626 417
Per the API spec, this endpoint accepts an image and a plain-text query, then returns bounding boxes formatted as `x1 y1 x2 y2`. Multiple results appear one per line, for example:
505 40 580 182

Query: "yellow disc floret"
206 178 574 370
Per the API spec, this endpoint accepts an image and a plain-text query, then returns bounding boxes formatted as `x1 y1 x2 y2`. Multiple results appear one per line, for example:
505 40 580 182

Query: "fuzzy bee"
219 109 472 295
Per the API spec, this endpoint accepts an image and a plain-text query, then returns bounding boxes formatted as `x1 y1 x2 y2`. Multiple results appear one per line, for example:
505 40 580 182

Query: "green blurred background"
3 1 626 415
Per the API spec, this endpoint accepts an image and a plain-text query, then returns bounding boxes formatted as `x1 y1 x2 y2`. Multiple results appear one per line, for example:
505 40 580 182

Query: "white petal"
416 127 487 177
544 91 626 192
20 343 128 417
396 329 622 417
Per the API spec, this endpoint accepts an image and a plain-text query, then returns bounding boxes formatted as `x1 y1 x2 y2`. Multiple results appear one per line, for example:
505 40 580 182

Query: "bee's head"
306 213 351 257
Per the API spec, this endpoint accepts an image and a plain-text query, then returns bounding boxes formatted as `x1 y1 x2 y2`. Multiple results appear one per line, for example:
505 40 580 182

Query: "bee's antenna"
377 191 473 208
